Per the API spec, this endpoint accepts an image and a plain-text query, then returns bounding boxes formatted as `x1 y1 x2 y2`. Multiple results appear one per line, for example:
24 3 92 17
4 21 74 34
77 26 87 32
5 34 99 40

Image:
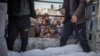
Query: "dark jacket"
8 0 36 18
63 0 86 24
0 0 7 3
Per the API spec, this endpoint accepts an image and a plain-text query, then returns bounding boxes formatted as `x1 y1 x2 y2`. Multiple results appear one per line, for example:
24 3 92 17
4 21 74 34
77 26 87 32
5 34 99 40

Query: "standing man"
60 0 91 52
0 0 8 56
7 0 36 52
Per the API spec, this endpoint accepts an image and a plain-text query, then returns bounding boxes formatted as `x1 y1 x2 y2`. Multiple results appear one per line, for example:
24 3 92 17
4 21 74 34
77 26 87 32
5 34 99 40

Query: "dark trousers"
7 16 30 52
60 21 91 52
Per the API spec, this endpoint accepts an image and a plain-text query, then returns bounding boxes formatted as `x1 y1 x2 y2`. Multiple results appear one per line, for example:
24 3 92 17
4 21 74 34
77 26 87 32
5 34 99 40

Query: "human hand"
61 8 65 15
30 17 37 23
33 19 37 23
71 15 78 23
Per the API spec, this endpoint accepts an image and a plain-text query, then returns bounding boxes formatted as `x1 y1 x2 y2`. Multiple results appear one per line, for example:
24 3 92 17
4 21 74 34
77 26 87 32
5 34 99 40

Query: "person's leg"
60 21 73 46
74 23 91 52
0 2 8 56
7 16 19 51
19 16 30 52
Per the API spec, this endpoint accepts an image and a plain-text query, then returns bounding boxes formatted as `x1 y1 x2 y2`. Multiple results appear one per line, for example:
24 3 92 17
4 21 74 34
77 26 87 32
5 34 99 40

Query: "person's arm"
44 33 51 38
62 0 65 9
40 32 44 38
73 0 86 19
29 0 37 19
61 0 66 15
40 28 44 38
71 0 86 23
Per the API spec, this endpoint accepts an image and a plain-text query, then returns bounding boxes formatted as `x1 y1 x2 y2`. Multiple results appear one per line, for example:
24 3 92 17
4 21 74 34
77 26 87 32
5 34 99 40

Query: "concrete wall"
13 38 60 51
13 38 79 51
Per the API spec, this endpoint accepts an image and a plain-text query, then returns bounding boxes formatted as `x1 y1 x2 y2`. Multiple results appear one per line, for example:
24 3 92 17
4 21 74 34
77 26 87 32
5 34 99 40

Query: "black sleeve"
29 0 37 19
